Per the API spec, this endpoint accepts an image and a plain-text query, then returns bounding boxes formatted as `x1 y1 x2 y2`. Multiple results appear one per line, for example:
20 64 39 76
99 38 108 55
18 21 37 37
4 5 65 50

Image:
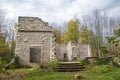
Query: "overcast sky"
3 0 120 25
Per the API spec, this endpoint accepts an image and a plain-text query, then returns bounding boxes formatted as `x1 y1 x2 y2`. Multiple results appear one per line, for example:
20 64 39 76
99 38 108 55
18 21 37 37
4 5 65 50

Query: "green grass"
3 64 120 80
22 65 120 80
22 70 77 80
80 65 120 80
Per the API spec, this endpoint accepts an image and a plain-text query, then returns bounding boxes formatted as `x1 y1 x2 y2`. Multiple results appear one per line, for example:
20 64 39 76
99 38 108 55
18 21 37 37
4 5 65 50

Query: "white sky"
2 0 120 25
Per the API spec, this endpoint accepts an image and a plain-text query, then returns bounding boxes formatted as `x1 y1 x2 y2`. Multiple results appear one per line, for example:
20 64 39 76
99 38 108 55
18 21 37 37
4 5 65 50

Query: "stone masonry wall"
15 17 55 66
55 42 91 61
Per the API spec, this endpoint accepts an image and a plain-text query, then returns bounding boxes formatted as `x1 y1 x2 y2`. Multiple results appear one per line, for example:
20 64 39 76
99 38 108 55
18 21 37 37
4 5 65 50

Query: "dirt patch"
0 69 30 80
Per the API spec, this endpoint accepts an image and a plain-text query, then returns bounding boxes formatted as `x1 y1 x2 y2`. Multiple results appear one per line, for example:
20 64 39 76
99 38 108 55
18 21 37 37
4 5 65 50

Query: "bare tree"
82 9 120 57
0 1 14 40
0 1 15 62
0 1 5 32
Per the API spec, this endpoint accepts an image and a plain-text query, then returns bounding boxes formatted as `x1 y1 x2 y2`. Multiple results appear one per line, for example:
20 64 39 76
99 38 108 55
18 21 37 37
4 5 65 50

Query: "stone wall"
55 43 67 61
16 16 92 66
18 17 52 31
75 43 91 60
55 42 91 61
69 42 91 60
15 17 55 66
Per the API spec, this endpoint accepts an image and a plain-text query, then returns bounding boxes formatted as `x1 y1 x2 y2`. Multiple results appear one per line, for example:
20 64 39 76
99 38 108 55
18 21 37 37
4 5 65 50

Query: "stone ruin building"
15 17 91 66
15 17 56 66
56 42 91 61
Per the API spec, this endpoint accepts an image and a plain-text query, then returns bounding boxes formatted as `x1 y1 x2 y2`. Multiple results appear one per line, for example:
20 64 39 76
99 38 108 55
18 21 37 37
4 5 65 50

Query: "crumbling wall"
55 43 67 61
55 42 91 61
15 17 55 66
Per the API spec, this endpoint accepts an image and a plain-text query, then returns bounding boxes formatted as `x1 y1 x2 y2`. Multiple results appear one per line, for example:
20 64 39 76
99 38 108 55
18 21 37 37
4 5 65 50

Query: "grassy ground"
1 65 120 80
80 65 120 80
0 68 30 80
22 65 120 80
22 70 77 80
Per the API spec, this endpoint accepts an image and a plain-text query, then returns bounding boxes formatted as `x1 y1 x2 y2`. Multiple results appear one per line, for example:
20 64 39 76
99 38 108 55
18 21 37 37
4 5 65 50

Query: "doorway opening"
30 47 41 63
63 53 68 61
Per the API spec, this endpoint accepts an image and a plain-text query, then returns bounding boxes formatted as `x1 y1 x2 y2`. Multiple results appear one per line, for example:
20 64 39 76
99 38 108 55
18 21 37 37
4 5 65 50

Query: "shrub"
96 57 113 65
0 57 6 73
113 57 120 67
40 61 58 72
96 65 113 73
72 59 88 66
87 65 114 74
9 64 31 70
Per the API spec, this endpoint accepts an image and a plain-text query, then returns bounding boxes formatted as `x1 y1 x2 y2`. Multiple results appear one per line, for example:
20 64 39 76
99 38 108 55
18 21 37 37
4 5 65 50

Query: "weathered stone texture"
18 17 52 31
55 43 67 61
16 16 92 66
15 17 55 66
55 42 91 61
